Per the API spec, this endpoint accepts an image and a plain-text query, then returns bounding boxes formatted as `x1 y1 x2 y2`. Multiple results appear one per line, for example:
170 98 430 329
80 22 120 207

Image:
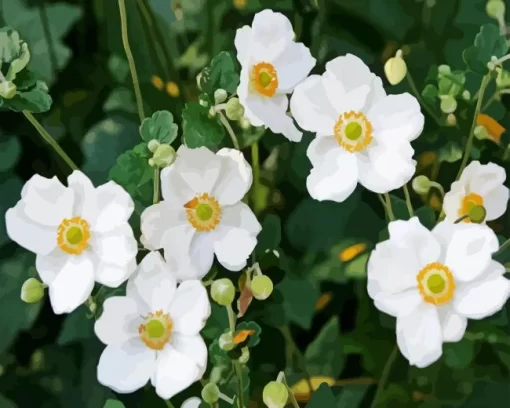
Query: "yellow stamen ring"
57 216 91 255
334 111 373 153
251 62 278 97
139 310 173 350
185 193 222 232
417 262 455 305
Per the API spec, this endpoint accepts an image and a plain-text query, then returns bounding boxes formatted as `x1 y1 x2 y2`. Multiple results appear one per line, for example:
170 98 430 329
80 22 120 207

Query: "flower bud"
239 346 250 364
147 139 160 153
437 64 451 77
446 113 457 127
462 90 471 101
412 175 431 195
486 0 505 20
239 117 251 130
263 381 289 408
496 67 510 89
251 275 274 300
211 278 236 306
214 88 228 104
201 383 219 404
469 205 486 224
21 278 45 303
219 332 235 351
151 144 176 168
0 81 17 99
440 95 457 113
474 125 489 140
225 97 245 121
384 50 407 85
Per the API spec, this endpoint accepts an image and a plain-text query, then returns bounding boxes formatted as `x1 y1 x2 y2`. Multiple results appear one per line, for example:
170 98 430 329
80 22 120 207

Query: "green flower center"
66 226 84 245
344 122 362 141
196 203 213 221
426 273 446 295
146 319 165 338
258 71 273 88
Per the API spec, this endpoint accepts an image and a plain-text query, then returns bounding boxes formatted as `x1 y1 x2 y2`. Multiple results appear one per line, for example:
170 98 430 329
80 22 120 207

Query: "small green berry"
412 175 431 195
486 0 505 20
225 97 245 121
214 88 228 104
383 50 407 85
152 144 176 168
219 332 235 351
201 383 219 404
147 139 160 153
21 278 45 303
468 205 486 224
251 275 274 300
263 381 289 408
440 95 457 113
474 125 489 141
211 278 236 306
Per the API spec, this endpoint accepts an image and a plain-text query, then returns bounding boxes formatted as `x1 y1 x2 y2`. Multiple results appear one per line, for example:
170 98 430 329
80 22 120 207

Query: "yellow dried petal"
339 243 367 262
291 377 336 402
151 75 164 91
477 113 505 144
315 292 333 311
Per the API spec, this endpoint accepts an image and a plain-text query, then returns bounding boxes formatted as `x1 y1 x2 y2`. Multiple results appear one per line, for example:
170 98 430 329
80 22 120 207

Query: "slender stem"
495 237 510 257
23 111 78 171
383 193 395 221
251 142 261 214
164 400 175 408
118 0 145 122
454 215 469 224
281 374 300 408
219 392 234 405
482 93 498 112
455 74 491 180
406 72 441 126
153 167 160 204
233 361 245 408
226 304 236 334
218 111 241 150
280 325 313 393
495 54 510 65
39 5 58 75
429 181 445 197
370 346 398 408
402 184 414 217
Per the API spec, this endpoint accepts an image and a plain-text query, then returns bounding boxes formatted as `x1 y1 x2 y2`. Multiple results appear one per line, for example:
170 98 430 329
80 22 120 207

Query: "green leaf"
0 27 30 80
415 206 436 229
182 101 225 149
277 275 319 330
209 339 230 367
437 141 462 163
202 302 229 340
255 214 282 258
305 317 344 378
335 384 371 408
57 305 94 346
463 24 508 75
103 399 125 408
103 87 138 115
107 54 129 83
4 78 52 113
0 135 21 171
199 51 240 96
306 383 336 407
235 321 261 348
140 110 179 144
0 176 23 248
0 394 16 408
444 338 475 369
421 84 438 106
344 252 369 279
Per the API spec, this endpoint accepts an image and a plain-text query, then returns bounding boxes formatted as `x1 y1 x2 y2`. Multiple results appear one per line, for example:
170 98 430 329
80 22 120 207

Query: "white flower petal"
169 281 211 336
36 250 65 285
95 258 137 288
396 304 443 368
140 202 187 250
90 181 134 233
388 218 441 267
171 333 208 374
454 261 510 319
357 142 416 193
290 75 337 134
306 148 358 202
91 224 138 267
154 345 202 400
251 10 294 61
94 296 141 345
161 146 222 205
442 182 464 222
67 170 97 222
21 174 73 226
273 42 315 93
221 202 262 235
214 227 257 271
306 136 339 167
127 251 177 313
444 223 499 282
468 161 506 196
6 204 56 255
49 254 95 314
182 397 202 408
367 93 424 144
437 307 467 342
484 185 509 221
213 149 253 206
234 25 252 64
97 339 155 394
373 289 422 318
238 65 264 127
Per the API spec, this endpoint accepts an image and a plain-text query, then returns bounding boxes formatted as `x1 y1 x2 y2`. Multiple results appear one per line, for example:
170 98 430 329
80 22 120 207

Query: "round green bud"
462 90 471 101
251 275 274 300
486 0 505 20
412 175 431 195
474 125 489 141
219 332 235 351
440 95 457 113
263 381 289 408
383 52 407 85
239 117 251 130
225 97 245 121
152 144 176 168
148 158 155 167
208 106 217 119
239 346 250 364
211 278 236 306
147 139 160 153
437 64 451 77
468 205 486 224
201 383 220 404
21 278 45 303
214 88 228 104
0 81 17 99
446 113 457 127
496 67 510 89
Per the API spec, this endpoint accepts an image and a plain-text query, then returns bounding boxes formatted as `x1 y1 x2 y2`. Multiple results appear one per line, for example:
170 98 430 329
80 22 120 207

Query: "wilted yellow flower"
291 377 336 402
151 75 164 91
477 113 505 144
315 292 333 311
339 243 367 262
166 81 180 98
233 0 248 9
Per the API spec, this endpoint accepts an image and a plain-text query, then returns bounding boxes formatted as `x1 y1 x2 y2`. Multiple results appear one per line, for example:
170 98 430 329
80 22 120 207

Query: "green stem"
370 346 399 408
454 214 469 224
251 142 261 214
455 73 491 181
383 193 395 221
218 111 241 150
482 93 498 112
226 304 236 334
118 0 145 122
39 5 58 75
406 72 441 126
495 54 510 65
495 237 510 257
153 167 160 204
164 400 175 408
280 325 313 394
23 111 78 171
403 184 414 217
281 374 300 408
233 361 245 408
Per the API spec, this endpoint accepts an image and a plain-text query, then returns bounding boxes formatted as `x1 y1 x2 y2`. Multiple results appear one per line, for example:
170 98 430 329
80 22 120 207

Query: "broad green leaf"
199 51 240 96
306 383 336 407
57 305 94 346
335 384 371 407
202 302 229 340
255 214 282 258
3 78 52 113
0 394 16 408
182 101 225 149
0 135 21 171
463 24 508 75
209 339 230 367
103 399 125 408
444 338 475 369
0 176 23 248
140 110 179 144
415 206 436 229
437 141 462 163
107 54 129 83
278 276 319 330
305 317 344 378
344 252 369 279
421 84 438 106
103 87 137 115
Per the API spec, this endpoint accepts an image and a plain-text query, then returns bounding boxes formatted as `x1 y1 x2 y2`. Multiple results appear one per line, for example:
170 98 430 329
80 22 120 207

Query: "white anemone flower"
443 161 509 223
235 9 316 142
141 146 261 281
290 54 424 202
6 171 137 314
368 217 510 368
95 251 210 399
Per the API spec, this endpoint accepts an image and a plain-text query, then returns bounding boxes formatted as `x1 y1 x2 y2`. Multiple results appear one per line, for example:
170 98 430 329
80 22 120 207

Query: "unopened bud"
151 144 176 168
147 139 160 153
437 64 451 77
412 175 431 195
239 346 250 364
214 89 228 104
0 81 17 99
219 332 235 351
446 113 457 127
468 205 486 224
486 0 505 20
263 381 289 408
474 125 489 140
496 67 510 89
211 278 236 306
201 383 219 404
440 95 457 113
251 275 274 300
462 90 471 101
239 117 251 130
225 97 245 121
21 278 45 303
384 50 407 85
